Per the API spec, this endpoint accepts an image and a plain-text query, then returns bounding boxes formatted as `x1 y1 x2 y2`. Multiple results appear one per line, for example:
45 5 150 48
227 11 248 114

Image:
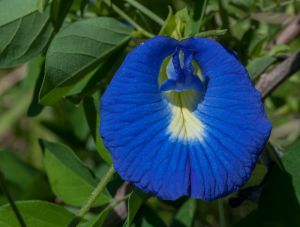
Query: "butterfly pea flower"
100 36 272 201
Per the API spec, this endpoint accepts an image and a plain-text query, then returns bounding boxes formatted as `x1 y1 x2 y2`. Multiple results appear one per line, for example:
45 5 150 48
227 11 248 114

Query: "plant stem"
103 0 154 38
79 166 115 217
218 199 226 227
0 170 26 227
125 0 164 26
69 166 115 226
109 194 130 208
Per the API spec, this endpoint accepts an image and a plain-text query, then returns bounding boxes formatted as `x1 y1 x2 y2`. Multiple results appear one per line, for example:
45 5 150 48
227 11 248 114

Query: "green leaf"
41 140 111 207
0 0 54 68
0 0 37 27
124 189 148 227
69 40 127 101
247 55 276 80
39 17 132 105
171 199 196 227
83 97 112 164
0 200 76 227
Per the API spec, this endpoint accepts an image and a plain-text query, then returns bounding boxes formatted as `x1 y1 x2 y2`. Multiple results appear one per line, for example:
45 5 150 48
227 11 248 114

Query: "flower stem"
79 166 115 217
103 0 155 38
125 0 164 26
218 199 226 227
69 166 115 227
0 170 26 227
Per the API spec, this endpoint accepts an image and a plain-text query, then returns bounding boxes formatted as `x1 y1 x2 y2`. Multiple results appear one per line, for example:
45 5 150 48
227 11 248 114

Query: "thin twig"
125 0 164 26
0 65 26 96
102 183 131 227
261 0 300 12
276 13 300 45
68 166 115 227
102 0 154 38
255 52 300 99
0 170 26 227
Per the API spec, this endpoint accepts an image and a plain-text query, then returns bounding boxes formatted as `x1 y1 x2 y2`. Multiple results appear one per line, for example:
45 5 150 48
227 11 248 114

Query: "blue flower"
100 36 272 201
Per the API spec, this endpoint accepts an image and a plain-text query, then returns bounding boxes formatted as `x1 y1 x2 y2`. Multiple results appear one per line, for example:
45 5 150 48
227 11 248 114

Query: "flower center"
160 49 204 93
158 49 206 141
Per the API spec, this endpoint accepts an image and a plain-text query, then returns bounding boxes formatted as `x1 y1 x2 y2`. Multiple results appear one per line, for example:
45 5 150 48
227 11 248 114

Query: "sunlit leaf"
0 200 77 227
41 140 111 207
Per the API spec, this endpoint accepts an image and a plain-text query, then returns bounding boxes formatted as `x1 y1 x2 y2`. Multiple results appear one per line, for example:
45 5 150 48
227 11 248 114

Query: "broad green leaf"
247 55 276 80
83 97 112 164
0 0 37 27
171 199 196 227
0 200 76 227
71 48 126 102
39 17 132 105
124 189 148 227
0 0 54 68
41 140 111 206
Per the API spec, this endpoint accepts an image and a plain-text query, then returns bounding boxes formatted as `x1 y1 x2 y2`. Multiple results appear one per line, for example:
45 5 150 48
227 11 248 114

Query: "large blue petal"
100 36 272 201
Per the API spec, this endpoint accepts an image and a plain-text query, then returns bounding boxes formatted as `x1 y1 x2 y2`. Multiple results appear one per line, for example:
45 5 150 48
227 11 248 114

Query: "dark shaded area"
235 165 300 227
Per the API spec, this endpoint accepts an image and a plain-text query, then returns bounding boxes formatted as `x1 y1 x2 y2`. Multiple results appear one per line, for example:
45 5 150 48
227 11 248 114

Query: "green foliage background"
0 0 300 226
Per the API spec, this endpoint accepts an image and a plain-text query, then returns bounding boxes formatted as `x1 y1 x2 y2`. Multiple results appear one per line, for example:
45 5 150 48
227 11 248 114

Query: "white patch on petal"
165 90 205 141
